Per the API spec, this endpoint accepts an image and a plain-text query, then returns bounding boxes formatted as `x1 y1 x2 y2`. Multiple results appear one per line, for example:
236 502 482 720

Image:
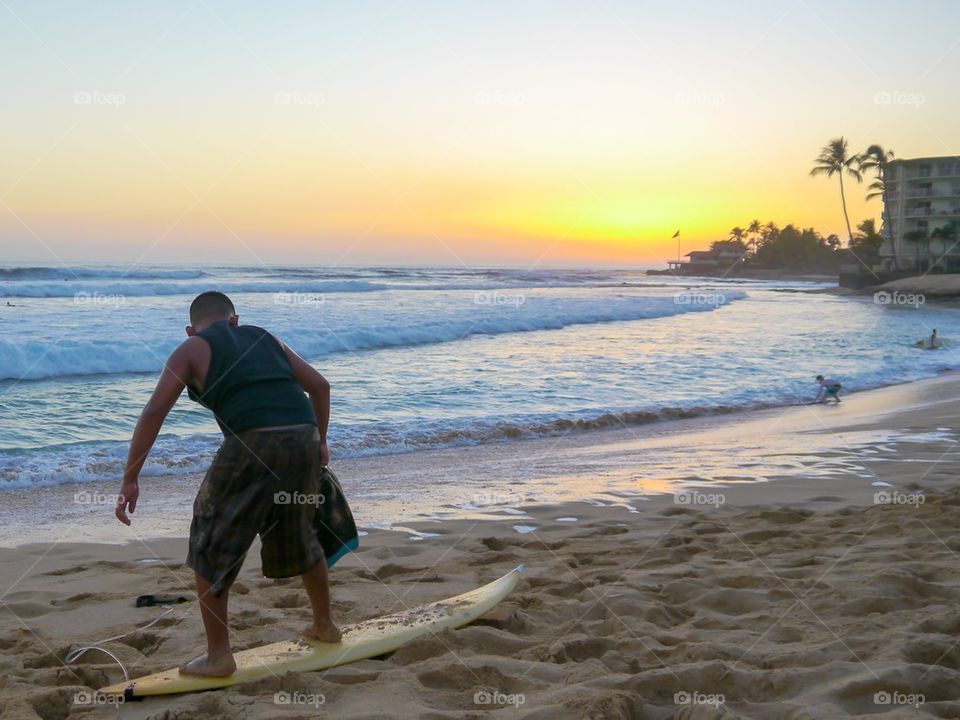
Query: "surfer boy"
815 374 842 404
115 291 358 677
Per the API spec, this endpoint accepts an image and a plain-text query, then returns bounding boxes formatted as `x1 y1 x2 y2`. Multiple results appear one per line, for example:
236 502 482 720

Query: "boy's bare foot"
302 619 342 644
178 651 237 677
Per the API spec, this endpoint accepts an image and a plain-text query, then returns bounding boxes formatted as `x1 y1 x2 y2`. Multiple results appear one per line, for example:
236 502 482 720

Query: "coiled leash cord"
64 606 176 681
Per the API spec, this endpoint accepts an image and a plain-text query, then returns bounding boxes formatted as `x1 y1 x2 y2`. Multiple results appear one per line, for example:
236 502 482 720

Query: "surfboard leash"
64 606 175 681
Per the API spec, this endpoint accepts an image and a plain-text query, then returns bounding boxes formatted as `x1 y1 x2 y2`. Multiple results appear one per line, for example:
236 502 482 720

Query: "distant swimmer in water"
916 328 942 349
815 375 842 404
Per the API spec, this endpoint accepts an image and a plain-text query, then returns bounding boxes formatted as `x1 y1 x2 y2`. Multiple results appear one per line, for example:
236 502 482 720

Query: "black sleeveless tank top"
187 321 316 435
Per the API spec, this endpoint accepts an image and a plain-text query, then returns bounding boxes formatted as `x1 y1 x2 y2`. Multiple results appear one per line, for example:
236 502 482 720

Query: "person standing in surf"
115 291 358 677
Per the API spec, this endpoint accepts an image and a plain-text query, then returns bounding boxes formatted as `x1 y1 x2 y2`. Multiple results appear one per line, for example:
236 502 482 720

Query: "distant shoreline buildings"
661 154 960 279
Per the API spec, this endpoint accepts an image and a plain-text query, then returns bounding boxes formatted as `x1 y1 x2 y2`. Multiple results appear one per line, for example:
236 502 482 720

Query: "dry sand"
877 274 960 299
3 377 960 719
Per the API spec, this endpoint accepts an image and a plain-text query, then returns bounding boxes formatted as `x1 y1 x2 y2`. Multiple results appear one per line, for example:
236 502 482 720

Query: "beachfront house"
666 242 747 275
879 155 960 272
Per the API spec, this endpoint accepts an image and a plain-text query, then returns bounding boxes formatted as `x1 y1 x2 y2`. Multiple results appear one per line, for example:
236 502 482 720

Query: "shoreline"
4 371 960 548
645 268 838 282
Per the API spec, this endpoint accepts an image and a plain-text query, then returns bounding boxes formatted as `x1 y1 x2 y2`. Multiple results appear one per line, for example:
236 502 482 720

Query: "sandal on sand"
136 594 190 608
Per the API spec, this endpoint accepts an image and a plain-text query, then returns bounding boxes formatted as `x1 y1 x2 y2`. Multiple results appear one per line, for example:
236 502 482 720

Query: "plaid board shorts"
186 426 359 597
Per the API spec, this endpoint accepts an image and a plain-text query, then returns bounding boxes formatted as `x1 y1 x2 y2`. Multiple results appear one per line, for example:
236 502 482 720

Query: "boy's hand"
115 480 140 525
319 442 330 467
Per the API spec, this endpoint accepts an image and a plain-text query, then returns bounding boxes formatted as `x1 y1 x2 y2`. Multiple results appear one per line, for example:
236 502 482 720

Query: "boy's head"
815 374 824 382
187 291 237 335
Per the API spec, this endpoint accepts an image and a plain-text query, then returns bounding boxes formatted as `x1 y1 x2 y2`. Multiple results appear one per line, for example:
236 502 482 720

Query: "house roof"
888 155 960 165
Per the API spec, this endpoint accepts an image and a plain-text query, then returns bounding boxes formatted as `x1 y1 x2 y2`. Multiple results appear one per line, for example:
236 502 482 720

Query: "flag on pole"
672 230 680 238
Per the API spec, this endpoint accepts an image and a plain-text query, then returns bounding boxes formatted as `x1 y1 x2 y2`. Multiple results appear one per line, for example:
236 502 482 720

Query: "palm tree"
860 144 896 268
810 137 863 246
743 220 762 259
758 221 779 252
729 226 747 244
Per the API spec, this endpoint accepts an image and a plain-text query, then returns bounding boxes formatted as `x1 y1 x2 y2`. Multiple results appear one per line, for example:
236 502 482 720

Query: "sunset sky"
1 0 958 267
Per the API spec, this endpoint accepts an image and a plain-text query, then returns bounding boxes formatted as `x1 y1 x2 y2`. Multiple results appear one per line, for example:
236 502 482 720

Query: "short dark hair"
190 291 235 325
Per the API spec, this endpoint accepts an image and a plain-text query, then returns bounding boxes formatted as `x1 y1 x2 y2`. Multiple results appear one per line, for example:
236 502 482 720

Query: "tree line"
708 138 907 271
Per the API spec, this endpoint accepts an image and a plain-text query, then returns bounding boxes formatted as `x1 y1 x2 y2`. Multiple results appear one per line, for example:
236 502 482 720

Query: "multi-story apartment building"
879 155 960 272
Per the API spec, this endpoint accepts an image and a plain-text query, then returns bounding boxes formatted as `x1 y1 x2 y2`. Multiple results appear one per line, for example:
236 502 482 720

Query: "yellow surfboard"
100 565 523 698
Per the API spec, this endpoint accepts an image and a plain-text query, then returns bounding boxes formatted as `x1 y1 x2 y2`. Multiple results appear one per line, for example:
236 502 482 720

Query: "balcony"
905 189 933 198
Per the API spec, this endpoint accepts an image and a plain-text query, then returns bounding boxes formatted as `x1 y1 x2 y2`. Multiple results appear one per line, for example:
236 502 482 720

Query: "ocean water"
1 264 958 490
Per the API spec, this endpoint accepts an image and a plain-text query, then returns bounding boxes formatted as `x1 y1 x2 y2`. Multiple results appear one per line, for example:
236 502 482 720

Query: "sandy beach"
0 376 959 719
4 0 959 716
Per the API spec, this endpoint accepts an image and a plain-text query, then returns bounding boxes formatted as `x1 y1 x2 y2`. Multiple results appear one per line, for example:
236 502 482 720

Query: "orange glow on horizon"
1 2 952 266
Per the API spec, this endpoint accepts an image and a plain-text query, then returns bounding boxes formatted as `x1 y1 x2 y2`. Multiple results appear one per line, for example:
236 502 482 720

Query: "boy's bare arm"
115 338 202 525
277 339 330 463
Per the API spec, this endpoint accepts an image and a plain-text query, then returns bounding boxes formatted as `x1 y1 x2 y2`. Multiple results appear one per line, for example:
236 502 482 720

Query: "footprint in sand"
43 565 88 577
272 592 309 609
49 592 98 607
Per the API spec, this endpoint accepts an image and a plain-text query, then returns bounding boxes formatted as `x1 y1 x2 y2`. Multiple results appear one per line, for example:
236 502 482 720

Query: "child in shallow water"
815 375 842 404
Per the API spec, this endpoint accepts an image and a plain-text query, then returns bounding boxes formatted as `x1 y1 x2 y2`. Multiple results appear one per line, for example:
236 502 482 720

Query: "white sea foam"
0 292 740 380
